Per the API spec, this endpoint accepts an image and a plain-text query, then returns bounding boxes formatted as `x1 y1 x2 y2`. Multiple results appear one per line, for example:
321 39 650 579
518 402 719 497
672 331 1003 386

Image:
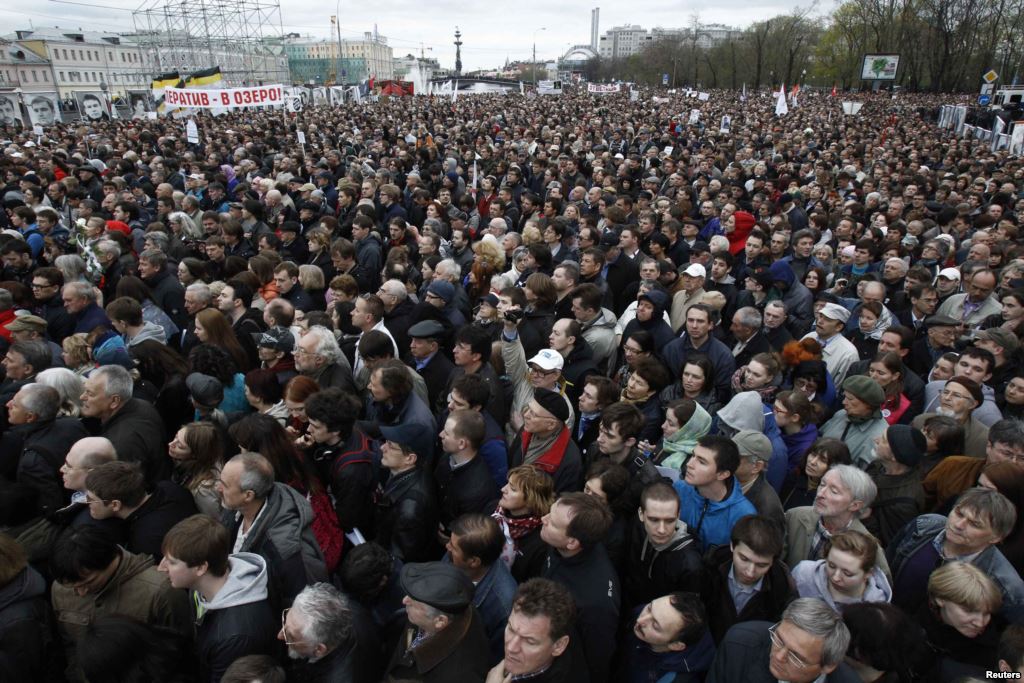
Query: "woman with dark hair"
418 254 442 300
772 389 819 471
780 437 852 510
194 308 250 372
176 257 208 286
645 398 712 470
248 255 279 304
613 329 655 391
115 275 180 342
660 354 721 415
243 368 288 425
869 351 911 425
130 339 191 436
802 266 828 297
228 413 319 495
522 271 556 345
466 259 496 303
1004 371 1024 420
919 414 966 475
583 460 633 571
848 300 886 360
493 464 555 582
77 616 193 683
843 602 928 683
168 421 223 517
621 356 673 443
188 344 248 415
790 359 833 421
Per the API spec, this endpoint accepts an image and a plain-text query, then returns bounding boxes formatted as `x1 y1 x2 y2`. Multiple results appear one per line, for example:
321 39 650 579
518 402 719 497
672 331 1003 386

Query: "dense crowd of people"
1 84 1024 683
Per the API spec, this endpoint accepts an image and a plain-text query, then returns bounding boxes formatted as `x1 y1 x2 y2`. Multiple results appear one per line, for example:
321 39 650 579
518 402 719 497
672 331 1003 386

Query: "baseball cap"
682 264 706 278
252 326 295 353
528 349 564 372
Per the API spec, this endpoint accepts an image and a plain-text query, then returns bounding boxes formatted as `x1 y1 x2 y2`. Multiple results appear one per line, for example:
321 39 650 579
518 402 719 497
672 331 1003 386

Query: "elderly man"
379 278 415 357
217 452 327 609
62 281 110 334
279 582 379 682
706 598 859 683
912 375 990 457
936 267 1001 328
920 346 1002 426
783 464 889 575
385 561 490 682
729 307 771 368
923 418 1024 512
802 303 859 384
295 325 356 394
6 383 88 518
80 365 167 485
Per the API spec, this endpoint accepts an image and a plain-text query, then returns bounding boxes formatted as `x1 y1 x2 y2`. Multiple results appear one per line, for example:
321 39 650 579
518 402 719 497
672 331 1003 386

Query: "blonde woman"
61 333 94 377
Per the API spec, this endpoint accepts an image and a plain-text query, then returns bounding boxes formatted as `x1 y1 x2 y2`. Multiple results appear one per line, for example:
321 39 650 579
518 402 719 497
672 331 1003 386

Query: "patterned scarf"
493 505 543 570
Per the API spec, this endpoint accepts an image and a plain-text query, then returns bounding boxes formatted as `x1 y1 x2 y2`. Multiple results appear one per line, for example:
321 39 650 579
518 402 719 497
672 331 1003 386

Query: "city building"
282 31 393 85
598 22 742 60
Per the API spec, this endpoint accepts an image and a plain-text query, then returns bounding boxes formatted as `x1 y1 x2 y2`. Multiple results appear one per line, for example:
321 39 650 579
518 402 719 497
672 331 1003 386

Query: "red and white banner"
163 84 284 109
587 83 621 94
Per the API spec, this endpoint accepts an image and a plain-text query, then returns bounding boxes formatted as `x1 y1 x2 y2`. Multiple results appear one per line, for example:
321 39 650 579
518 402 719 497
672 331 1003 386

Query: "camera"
503 309 524 324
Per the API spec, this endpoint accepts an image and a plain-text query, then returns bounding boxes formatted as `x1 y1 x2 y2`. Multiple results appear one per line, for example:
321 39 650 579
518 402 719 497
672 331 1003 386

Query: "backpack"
307 489 344 574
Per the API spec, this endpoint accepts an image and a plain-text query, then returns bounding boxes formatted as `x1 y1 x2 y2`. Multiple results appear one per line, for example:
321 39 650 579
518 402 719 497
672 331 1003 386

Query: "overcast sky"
3 1 805 71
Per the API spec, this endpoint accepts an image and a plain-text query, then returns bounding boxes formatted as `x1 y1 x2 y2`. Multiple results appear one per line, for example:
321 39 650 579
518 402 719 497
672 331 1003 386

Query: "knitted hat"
886 425 927 468
842 375 885 409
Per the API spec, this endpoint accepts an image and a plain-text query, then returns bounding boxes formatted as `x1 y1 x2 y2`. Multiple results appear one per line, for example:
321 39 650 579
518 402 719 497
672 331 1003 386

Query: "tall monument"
454 27 463 76
591 8 600 52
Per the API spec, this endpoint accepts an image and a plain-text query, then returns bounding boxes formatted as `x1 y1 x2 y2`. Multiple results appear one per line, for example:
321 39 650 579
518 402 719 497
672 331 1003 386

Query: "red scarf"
493 506 542 540
520 427 570 475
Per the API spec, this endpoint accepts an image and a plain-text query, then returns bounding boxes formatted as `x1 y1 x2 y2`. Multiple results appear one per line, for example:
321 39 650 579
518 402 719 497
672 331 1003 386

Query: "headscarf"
658 402 712 470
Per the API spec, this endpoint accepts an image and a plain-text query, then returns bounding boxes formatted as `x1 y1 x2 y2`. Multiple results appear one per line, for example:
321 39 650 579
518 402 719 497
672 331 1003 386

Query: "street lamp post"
801 68 807 87
532 27 546 85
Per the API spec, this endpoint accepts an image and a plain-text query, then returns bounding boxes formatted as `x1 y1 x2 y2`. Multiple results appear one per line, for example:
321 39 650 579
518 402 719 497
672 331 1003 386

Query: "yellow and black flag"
151 71 182 115
185 66 223 88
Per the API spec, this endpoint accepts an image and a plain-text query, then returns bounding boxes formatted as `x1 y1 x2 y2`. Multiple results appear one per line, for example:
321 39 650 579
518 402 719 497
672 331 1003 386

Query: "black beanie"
534 388 569 423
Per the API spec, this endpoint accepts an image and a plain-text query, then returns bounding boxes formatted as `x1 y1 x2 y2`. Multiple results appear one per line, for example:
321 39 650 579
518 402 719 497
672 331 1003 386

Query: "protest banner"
163 84 285 110
587 83 621 94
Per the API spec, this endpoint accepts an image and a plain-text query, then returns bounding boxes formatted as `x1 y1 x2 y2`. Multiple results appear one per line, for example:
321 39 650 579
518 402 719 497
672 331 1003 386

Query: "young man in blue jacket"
673 435 756 552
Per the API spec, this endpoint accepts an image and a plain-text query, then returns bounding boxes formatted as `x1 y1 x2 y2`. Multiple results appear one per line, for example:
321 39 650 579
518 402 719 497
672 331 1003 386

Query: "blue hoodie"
673 477 756 552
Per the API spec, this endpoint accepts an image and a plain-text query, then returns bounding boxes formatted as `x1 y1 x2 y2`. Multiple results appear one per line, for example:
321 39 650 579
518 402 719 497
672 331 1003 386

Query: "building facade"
598 23 743 60
283 32 392 85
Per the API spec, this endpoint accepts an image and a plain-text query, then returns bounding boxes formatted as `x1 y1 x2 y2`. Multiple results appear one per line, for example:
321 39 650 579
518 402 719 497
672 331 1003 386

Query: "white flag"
740 83 746 102
452 80 458 102
520 81 524 95
775 83 788 116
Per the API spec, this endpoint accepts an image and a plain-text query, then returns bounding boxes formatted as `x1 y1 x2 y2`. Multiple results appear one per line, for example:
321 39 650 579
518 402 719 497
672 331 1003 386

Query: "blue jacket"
761 407 789 493
447 557 517 665
887 514 1024 625
674 478 756 552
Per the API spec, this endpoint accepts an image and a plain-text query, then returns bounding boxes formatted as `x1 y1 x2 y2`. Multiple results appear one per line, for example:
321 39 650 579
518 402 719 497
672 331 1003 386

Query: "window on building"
43 71 49 81
60 71 65 81
32 70 39 82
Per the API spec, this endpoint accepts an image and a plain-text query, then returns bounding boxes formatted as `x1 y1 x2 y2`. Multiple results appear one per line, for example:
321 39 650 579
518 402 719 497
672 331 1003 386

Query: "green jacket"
52 549 193 681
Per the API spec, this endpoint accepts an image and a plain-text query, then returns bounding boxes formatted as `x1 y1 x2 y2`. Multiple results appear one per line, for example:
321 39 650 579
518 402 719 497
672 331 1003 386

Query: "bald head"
63 437 117 492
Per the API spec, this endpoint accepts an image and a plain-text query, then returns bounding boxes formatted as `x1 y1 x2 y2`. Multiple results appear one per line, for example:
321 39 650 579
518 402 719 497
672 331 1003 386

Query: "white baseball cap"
529 348 564 372
682 263 707 279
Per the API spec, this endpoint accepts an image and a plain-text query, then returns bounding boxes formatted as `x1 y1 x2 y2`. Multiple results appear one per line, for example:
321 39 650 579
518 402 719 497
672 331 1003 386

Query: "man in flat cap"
7 313 62 366
385 561 490 682
802 302 859 384
408 319 454 412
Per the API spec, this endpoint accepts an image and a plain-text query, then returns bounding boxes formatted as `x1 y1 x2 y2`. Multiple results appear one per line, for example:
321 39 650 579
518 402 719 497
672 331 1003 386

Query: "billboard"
75 91 110 121
25 93 60 127
861 54 900 81
0 94 23 129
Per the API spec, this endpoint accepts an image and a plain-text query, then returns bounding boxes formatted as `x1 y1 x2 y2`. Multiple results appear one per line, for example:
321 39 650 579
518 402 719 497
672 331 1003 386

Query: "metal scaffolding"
130 0 286 86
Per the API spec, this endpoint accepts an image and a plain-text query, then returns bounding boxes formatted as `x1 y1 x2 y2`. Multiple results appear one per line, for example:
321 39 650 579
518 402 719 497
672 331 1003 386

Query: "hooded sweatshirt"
625 522 703 607
195 552 278 683
673 476 757 552
127 320 167 346
790 559 892 612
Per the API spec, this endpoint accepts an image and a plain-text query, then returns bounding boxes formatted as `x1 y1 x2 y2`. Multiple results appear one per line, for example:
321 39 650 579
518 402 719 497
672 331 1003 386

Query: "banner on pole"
587 83 621 93
163 84 284 110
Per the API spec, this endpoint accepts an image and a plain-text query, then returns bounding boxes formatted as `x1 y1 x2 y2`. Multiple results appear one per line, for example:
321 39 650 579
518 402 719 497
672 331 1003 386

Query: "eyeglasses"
768 623 814 669
31 282 56 289
529 365 557 376
991 443 1024 462
940 389 971 401
280 608 305 646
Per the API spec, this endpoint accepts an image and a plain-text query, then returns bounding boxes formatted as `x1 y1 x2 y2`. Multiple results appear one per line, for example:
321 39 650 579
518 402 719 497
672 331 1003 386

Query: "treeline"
583 0 1024 92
